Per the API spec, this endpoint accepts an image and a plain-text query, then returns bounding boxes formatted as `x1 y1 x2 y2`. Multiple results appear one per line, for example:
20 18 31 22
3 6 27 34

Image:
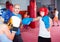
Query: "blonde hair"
13 4 20 8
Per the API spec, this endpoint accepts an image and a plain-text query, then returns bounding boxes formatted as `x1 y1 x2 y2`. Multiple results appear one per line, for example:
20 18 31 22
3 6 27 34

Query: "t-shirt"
10 16 21 27
10 14 22 35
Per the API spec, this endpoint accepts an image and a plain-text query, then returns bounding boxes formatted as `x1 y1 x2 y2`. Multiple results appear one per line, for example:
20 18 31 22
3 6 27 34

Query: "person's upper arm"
49 17 52 26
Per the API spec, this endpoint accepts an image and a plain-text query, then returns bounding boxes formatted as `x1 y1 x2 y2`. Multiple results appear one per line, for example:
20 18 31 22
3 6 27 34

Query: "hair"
9 4 13 7
6 1 10 9
54 8 57 11
6 1 10 4
13 4 20 8
54 8 58 13
6 1 13 9
37 11 40 16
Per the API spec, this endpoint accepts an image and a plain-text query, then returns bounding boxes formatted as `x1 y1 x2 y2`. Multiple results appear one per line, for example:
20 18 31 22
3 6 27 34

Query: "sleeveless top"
38 17 50 38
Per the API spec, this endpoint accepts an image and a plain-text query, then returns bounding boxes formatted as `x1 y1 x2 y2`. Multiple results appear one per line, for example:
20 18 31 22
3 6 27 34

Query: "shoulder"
12 14 22 18
16 14 22 19
6 10 11 13
42 16 49 19
0 24 8 30
18 14 22 17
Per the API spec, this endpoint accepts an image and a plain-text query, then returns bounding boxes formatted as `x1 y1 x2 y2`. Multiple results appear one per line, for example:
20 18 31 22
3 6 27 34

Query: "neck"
13 12 18 15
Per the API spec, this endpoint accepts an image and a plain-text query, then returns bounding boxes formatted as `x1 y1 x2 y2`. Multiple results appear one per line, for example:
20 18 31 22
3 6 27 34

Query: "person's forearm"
11 32 16 40
33 17 40 21
47 27 51 32
8 32 16 40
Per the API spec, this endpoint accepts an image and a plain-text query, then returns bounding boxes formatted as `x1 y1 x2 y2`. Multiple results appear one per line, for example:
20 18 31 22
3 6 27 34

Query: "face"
40 11 45 17
9 6 13 12
24 14 27 18
14 5 20 14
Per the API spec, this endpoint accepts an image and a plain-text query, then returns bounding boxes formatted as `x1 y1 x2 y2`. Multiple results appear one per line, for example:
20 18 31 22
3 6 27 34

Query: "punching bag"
29 0 37 28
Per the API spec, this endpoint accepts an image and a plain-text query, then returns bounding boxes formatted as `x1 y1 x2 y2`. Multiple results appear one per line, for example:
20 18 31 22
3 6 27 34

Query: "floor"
21 20 60 42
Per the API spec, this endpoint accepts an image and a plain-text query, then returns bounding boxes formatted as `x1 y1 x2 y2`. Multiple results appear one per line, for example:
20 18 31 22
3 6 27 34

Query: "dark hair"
54 8 57 10
37 11 40 16
6 1 10 4
6 1 13 9
9 3 13 7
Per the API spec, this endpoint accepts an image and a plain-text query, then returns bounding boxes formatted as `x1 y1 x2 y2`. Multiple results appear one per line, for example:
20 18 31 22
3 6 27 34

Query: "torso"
10 14 22 35
38 17 50 38
11 14 22 27
55 11 59 17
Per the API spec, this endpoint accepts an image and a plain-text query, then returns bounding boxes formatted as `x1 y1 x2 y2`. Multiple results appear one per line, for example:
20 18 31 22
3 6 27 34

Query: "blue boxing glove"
42 16 50 29
22 18 33 25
